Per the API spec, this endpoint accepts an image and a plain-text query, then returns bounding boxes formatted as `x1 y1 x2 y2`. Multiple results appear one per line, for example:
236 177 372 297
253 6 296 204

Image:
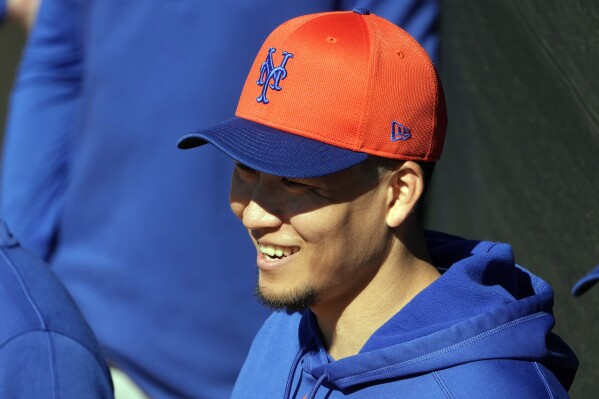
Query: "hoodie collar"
299 231 577 393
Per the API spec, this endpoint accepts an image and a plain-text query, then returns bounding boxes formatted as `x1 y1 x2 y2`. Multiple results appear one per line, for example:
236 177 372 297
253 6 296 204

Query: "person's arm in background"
1 0 81 259
0 0 5 23
1 0 40 28
342 0 439 64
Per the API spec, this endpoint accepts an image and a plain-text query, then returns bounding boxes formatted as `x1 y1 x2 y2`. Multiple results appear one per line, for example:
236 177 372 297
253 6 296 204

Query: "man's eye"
281 178 310 190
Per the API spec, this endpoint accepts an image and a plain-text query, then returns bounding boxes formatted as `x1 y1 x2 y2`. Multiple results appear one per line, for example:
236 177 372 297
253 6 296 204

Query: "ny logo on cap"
256 48 294 104
391 121 412 141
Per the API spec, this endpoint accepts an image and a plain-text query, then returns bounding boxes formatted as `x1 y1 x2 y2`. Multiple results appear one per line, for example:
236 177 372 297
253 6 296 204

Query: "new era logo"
256 47 294 104
391 121 411 141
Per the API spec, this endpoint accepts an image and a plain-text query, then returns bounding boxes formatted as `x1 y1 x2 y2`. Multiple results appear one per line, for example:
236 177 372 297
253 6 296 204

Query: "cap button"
353 8 370 15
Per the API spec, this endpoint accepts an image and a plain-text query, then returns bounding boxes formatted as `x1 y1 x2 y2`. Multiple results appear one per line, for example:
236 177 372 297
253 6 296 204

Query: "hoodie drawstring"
284 346 308 399
307 374 328 399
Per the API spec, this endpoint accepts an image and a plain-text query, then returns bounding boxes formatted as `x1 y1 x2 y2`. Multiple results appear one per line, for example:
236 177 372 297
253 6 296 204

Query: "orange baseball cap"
178 8 447 178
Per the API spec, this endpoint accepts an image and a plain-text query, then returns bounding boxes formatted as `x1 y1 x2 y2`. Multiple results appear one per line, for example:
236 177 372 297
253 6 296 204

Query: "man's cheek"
229 172 251 220
229 200 245 220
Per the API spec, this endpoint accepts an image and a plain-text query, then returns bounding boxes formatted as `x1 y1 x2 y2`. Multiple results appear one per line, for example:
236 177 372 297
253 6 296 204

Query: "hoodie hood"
294 231 577 397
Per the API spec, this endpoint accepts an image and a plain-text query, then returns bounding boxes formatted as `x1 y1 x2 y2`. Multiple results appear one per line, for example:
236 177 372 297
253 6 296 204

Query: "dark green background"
425 1 599 398
1 1 597 397
1 22 24 146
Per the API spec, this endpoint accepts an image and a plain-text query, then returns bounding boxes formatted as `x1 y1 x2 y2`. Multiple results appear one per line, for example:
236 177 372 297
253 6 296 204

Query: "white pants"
110 367 149 399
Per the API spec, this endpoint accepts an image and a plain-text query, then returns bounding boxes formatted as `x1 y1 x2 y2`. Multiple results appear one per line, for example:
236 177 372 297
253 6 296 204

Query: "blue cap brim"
571 264 599 296
177 117 369 178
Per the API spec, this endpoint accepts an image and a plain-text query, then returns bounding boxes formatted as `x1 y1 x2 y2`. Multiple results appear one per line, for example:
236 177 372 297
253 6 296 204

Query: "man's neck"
312 239 440 360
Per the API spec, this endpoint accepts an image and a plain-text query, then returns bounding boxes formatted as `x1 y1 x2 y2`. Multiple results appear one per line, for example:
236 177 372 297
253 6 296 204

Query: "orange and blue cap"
178 9 447 178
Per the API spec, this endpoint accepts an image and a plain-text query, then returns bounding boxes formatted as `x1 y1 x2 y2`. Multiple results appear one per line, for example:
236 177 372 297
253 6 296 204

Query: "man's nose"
242 200 282 230
242 178 284 231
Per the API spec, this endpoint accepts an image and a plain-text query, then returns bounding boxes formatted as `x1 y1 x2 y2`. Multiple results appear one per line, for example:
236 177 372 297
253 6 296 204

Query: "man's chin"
254 283 316 313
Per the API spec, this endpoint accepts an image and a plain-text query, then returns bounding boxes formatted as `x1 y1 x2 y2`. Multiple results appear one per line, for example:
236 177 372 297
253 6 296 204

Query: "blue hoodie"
0 0 6 24
232 231 578 399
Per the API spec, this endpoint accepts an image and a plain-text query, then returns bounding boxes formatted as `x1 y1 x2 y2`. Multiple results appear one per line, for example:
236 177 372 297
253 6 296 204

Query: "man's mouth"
259 243 299 261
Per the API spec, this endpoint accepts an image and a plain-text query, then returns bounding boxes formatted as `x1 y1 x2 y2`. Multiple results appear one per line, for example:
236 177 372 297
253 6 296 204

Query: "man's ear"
385 161 424 228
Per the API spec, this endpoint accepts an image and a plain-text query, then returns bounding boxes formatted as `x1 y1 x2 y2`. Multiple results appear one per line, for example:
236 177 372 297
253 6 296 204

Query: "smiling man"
177 9 577 399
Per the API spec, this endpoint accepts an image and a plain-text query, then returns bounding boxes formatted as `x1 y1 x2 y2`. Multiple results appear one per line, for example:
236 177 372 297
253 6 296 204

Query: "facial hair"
255 283 317 313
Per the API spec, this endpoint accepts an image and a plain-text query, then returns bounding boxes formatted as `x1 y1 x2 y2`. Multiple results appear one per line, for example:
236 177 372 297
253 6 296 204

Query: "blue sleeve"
0 331 114 398
0 0 6 24
0 0 82 259
339 0 440 64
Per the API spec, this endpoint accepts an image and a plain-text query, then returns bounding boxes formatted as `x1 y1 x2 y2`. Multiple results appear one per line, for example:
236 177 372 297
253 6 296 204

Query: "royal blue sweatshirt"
1 1 440 397
232 231 578 399
0 0 6 23
0 219 113 398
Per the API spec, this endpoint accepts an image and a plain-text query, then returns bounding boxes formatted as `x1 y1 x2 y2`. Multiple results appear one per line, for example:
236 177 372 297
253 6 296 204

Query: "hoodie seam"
432 372 455 399
484 242 500 253
533 362 554 399
335 312 547 385
0 328 110 384
0 249 47 329
46 331 59 399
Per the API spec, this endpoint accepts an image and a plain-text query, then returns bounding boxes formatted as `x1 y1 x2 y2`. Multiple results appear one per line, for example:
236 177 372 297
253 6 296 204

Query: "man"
0 219 113 398
181 8 579 399
177 8 579 399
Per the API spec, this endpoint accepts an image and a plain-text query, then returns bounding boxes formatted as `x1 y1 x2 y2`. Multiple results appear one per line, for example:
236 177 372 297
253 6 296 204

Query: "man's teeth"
259 244 299 259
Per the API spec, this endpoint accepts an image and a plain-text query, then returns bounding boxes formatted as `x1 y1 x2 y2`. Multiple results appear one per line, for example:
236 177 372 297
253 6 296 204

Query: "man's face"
229 162 394 312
